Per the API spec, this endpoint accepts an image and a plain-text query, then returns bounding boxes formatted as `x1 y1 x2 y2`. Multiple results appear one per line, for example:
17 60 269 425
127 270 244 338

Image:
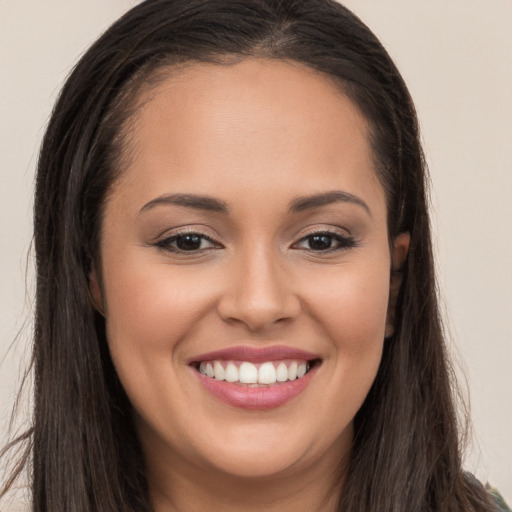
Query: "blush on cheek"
103 262 209 350
311 272 390 351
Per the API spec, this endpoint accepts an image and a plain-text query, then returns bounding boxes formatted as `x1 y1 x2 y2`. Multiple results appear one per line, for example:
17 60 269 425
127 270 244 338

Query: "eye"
155 232 220 253
293 231 357 252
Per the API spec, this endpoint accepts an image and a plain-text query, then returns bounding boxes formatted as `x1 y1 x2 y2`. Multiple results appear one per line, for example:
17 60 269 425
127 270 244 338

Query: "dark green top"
487 484 511 512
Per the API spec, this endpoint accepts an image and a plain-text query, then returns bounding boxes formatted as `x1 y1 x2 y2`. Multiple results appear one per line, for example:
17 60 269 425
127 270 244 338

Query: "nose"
216 246 301 332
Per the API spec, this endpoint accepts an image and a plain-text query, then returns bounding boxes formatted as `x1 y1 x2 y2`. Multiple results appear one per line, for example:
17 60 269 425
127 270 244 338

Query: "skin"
91 58 409 512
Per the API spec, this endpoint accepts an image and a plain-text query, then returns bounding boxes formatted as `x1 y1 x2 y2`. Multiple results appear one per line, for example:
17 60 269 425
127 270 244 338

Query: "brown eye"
308 234 335 251
175 234 203 251
293 232 357 252
155 233 220 253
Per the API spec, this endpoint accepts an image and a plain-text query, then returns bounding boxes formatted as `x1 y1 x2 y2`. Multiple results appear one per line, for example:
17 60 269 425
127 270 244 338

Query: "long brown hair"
1 1 496 510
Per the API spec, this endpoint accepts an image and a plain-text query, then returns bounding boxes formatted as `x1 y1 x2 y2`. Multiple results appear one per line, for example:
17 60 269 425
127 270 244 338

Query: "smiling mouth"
192 359 320 387
189 346 321 409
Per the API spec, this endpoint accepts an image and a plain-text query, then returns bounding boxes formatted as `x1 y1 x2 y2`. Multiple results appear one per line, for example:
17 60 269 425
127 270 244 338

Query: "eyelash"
154 232 220 253
154 230 358 254
292 231 358 252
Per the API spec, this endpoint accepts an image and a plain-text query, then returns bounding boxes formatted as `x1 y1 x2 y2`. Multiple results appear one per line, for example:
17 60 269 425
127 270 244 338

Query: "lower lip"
193 365 318 410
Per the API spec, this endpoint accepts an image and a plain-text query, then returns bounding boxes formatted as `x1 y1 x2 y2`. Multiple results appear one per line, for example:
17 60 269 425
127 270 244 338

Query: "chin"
201 440 312 479
187 418 352 480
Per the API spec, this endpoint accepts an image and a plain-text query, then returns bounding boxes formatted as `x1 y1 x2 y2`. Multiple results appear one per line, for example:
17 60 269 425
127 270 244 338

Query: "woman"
0 0 508 510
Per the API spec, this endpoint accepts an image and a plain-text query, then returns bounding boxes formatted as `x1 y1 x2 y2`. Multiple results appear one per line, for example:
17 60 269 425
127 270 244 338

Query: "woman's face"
93 58 408 483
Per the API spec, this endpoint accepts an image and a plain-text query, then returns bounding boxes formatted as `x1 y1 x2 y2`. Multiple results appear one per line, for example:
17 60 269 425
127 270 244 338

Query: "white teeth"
225 363 239 383
288 361 298 381
198 359 314 384
258 362 277 384
239 362 258 384
214 361 225 381
276 362 288 382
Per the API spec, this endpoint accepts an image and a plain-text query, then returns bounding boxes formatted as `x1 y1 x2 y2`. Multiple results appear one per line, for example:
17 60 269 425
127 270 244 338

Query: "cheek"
102 256 217 354
303 261 390 426
100 256 217 425
304 259 391 353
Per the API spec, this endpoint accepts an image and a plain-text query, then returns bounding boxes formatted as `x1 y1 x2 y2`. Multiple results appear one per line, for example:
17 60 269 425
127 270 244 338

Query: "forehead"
111 58 384 217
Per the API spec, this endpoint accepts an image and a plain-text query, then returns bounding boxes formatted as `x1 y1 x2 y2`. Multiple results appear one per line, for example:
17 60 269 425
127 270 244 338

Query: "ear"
385 232 410 338
89 267 105 316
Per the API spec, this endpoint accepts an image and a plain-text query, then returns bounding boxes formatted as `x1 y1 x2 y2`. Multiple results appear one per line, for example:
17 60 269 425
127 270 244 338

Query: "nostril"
216 260 301 331
217 295 301 332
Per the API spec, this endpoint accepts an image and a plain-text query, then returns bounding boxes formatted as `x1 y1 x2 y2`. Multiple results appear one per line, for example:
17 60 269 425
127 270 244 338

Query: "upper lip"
188 345 320 364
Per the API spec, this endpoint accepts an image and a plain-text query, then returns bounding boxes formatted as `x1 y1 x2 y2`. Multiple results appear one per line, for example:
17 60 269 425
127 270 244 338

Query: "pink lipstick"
189 345 320 410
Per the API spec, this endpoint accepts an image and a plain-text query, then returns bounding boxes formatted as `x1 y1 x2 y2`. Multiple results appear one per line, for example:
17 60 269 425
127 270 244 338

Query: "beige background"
1 0 511 504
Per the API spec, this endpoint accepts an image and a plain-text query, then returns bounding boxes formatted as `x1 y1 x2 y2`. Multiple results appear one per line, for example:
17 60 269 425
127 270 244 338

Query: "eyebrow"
288 191 371 216
139 193 229 215
139 190 371 217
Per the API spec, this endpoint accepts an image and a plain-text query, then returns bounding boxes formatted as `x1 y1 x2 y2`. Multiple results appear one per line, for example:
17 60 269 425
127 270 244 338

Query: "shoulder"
486 484 511 512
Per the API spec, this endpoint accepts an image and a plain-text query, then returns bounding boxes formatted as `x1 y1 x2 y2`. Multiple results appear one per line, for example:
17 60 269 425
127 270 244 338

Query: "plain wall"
1 0 511 504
